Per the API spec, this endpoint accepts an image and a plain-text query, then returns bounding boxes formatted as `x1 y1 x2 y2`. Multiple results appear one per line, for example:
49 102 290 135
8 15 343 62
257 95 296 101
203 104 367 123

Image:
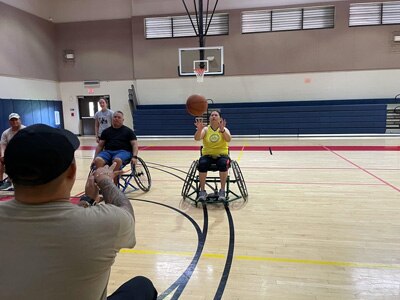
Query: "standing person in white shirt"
94 98 113 143
0 113 26 190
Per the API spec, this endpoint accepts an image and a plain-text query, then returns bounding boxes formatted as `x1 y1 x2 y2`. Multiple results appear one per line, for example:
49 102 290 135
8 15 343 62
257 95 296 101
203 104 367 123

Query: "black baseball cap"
4 124 80 186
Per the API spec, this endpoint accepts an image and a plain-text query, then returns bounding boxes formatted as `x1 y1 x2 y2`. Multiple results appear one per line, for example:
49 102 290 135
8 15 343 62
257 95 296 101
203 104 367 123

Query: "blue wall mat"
0 99 64 134
39 101 51 125
0 101 6 131
0 100 14 131
47 101 56 127
13 100 34 126
31 101 42 124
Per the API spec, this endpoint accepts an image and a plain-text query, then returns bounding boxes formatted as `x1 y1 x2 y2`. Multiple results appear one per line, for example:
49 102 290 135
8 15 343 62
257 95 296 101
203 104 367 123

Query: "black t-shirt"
100 125 137 152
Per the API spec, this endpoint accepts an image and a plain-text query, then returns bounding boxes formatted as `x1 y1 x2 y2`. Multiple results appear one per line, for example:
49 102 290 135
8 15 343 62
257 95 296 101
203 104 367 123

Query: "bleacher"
133 99 391 136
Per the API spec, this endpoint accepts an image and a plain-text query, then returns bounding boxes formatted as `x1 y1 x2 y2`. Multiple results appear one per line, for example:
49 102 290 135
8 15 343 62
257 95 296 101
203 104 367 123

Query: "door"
78 95 110 136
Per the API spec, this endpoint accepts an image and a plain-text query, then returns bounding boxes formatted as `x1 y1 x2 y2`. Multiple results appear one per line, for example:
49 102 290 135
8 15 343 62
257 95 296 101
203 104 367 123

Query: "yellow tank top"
202 126 229 157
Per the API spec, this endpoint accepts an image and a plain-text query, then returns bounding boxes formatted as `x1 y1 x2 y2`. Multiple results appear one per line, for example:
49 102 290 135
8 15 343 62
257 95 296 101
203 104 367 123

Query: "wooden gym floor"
2 136 400 299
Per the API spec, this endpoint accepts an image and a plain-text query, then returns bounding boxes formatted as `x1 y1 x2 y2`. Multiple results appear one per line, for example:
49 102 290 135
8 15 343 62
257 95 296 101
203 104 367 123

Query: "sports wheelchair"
181 156 248 206
80 156 151 207
117 156 151 193
88 156 151 193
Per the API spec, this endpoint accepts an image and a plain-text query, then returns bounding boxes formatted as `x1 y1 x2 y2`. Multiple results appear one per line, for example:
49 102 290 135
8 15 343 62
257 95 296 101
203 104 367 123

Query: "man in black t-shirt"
93 111 138 183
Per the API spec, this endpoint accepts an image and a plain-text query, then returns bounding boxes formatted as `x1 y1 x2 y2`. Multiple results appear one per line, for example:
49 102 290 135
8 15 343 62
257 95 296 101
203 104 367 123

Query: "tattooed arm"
93 163 134 218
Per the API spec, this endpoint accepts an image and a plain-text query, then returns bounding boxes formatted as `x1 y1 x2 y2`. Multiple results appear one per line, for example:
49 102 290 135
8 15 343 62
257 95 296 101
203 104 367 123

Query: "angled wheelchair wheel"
133 157 151 192
231 160 248 201
181 160 198 198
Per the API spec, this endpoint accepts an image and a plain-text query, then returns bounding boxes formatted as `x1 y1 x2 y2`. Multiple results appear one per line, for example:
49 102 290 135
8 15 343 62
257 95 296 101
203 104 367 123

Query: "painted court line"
79 145 400 151
324 146 400 193
119 249 400 270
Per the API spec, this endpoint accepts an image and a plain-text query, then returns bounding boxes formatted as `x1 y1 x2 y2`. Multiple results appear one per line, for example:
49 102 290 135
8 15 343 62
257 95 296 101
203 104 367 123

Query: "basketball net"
194 68 205 83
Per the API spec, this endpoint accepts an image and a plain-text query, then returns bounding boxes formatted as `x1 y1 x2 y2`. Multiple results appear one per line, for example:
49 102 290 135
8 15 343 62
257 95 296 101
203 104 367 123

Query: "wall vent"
83 80 100 88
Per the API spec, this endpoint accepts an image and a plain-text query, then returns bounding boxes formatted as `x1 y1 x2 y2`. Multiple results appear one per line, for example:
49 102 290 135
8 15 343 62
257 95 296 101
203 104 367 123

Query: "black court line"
146 165 187 182
146 161 189 175
214 205 235 300
129 198 208 300
130 162 236 299
167 203 208 300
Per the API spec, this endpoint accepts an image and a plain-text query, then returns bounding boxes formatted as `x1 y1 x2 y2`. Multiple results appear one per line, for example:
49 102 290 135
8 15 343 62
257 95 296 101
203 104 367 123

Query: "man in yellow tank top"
194 110 232 201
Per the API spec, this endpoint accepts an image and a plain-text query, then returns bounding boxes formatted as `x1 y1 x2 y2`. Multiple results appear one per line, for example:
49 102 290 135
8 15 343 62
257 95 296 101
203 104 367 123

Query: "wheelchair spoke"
133 157 151 192
181 160 198 198
231 160 248 201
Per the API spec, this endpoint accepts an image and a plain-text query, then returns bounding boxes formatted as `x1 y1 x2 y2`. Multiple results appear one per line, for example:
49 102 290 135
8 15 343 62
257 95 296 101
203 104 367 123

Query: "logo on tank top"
209 133 220 143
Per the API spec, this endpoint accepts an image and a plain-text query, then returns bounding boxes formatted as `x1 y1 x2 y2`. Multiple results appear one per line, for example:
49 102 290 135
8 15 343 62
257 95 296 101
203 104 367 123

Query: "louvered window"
350 1 400 26
145 13 229 39
272 8 302 31
242 10 272 33
303 6 335 29
242 6 334 33
383 1 400 24
144 18 172 39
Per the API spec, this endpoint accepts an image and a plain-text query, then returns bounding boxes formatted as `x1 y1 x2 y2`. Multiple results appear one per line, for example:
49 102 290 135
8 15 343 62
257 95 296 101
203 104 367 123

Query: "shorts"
97 150 132 166
198 155 230 172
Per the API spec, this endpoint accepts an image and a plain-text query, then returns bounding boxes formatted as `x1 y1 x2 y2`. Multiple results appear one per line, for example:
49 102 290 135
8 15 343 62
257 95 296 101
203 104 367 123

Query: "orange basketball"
186 94 208 116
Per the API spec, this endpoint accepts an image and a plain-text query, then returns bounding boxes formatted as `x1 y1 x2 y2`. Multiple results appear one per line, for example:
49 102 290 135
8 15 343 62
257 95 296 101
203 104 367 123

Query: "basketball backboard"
178 46 224 76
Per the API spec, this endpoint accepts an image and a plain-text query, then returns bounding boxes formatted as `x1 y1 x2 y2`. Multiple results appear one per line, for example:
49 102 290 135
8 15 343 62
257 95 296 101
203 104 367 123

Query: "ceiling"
1 0 345 23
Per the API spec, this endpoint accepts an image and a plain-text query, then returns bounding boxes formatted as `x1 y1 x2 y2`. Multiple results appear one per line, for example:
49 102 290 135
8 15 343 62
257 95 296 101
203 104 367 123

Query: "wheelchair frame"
181 159 248 206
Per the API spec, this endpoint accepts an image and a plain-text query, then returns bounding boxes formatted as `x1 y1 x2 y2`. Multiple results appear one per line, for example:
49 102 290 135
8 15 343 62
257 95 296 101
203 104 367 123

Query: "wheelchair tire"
231 160 248 201
181 160 198 198
133 157 151 192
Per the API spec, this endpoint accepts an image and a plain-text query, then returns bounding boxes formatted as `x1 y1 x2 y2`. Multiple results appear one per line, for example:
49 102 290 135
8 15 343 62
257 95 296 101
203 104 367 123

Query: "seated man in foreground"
93 111 138 185
0 124 157 299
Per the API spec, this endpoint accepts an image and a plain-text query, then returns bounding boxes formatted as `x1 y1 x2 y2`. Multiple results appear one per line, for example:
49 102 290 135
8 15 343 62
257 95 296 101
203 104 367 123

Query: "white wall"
0 76 59 99
136 69 400 105
59 80 134 134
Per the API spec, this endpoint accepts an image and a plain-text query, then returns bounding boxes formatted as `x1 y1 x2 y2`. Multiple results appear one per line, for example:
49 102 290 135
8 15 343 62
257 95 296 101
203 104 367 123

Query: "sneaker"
0 181 12 190
6 183 14 191
218 189 226 201
197 190 207 201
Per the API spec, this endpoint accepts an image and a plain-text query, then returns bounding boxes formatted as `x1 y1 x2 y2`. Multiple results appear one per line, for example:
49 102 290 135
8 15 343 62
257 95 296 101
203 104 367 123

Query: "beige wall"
3 0 400 81
132 1 400 79
56 19 134 81
0 2 58 80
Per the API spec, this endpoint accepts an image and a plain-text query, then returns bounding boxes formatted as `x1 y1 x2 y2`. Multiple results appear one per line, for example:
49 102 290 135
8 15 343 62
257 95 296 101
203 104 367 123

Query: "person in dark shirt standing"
93 111 138 184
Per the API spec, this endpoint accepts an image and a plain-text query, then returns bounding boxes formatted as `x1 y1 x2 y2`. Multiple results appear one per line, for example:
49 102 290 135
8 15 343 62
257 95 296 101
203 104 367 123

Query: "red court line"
78 145 400 151
323 146 400 193
0 195 14 202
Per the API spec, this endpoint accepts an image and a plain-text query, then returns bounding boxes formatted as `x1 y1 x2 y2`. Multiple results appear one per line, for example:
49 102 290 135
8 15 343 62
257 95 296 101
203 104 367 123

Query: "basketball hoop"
194 68 205 83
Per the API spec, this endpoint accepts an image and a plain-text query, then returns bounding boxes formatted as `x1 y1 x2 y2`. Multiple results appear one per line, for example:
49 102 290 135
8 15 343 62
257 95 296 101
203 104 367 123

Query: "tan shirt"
0 199 135 300
1 125 26 156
